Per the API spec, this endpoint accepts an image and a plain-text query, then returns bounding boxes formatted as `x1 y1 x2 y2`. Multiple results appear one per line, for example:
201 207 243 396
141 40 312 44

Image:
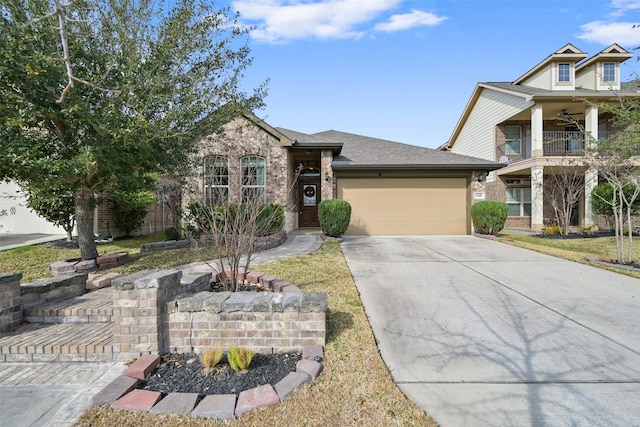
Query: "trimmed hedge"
318 199 352 237
470 200 508 235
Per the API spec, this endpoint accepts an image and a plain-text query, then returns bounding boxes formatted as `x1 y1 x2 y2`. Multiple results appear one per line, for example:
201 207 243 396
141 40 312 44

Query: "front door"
300 182 320 227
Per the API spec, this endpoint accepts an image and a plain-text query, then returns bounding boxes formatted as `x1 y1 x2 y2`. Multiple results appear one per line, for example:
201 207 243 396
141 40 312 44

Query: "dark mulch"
140 352 301 395
536 231 619 239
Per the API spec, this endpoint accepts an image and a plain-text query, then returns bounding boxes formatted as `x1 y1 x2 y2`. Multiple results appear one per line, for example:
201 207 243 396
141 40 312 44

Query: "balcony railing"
542 131 587 156
497 131 591 163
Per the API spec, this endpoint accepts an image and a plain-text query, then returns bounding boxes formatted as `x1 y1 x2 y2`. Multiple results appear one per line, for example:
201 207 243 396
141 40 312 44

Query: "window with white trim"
557 63 571 83
505 179 531 216
505 126 522 154
602 62 616 82
204 156 228 206
241 156 266 202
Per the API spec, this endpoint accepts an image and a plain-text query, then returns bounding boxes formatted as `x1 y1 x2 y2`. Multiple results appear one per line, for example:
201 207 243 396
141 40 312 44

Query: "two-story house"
442 43 639 231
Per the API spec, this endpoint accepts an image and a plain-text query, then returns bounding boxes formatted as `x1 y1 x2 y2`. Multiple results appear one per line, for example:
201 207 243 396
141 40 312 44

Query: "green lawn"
0 233 218 282
497 232 640 280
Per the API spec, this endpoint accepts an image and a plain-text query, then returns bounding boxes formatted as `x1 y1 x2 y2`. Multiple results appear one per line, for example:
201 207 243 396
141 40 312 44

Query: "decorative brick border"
93 345 325 419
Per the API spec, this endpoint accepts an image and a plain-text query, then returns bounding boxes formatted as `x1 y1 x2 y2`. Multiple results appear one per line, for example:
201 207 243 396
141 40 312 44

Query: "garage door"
337 177 469 235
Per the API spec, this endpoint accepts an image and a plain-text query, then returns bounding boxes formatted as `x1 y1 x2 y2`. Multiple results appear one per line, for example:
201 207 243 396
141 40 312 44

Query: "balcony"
497 131 591 163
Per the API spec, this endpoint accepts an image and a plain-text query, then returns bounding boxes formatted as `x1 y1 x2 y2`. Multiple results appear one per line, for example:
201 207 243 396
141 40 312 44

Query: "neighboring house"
186 112 500 235
442 43 639 231
0 181 66 235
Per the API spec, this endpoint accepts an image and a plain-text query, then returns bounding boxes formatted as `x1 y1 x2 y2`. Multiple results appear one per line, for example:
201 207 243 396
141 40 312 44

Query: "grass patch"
0 233 219 283
76 241 436 427
499 232 640 280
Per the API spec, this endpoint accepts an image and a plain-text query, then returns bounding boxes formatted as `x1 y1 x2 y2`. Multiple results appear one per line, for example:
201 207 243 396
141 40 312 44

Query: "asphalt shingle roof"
276 127 498 169
483 80 640 96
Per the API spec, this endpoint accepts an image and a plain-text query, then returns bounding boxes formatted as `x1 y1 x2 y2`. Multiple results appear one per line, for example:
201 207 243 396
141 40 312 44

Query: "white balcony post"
531 166 544 231
531 104 544 157
584 105 598 147
584 105 599 227
584 168 598 227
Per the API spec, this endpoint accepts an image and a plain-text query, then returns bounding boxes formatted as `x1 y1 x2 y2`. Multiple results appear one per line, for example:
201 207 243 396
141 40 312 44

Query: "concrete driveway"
341 235 640 427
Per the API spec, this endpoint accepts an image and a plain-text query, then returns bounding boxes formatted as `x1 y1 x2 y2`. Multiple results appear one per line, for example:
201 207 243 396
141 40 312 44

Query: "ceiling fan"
559 109 583 117
556 109 583 125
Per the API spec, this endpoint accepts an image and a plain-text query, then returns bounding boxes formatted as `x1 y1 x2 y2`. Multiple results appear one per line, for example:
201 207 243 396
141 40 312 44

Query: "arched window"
241 156 265 202
204 156 228 206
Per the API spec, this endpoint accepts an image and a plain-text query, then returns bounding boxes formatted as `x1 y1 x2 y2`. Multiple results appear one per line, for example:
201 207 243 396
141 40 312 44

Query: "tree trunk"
75 187 98 260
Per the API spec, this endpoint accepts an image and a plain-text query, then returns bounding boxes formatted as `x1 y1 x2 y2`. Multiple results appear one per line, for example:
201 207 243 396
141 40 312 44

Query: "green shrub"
227 347 253 372
470 201 508 235
318 200 352 237
163 227 181 241
255 203 284 236
110 190 157 236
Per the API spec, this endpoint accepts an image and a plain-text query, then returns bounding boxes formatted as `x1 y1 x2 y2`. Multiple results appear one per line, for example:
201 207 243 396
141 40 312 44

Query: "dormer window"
602 62 616 82
557 63 571 82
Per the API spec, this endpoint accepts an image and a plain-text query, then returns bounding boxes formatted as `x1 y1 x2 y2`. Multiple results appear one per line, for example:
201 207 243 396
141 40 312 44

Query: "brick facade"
183 116 294 231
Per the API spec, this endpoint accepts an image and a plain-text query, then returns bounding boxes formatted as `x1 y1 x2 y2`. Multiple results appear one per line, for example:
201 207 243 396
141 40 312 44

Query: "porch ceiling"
507 102 587 121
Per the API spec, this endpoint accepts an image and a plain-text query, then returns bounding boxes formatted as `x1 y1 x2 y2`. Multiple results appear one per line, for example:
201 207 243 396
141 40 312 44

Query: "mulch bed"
140 352 301 395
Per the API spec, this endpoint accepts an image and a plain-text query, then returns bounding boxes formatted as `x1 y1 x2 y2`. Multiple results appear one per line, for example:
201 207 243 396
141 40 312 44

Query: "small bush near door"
318 200 352 237
471 201 508 235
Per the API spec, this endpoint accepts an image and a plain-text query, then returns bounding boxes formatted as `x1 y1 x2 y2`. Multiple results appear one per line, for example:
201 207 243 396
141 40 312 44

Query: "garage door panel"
338 178 468 235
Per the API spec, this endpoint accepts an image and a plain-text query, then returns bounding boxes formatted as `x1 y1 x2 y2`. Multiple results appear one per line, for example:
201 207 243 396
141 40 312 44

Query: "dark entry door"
300 182 320 227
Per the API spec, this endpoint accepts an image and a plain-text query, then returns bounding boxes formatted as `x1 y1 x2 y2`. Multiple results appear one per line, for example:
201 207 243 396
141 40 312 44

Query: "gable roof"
576 43 633 71
514 43 588 85
278 128 499 170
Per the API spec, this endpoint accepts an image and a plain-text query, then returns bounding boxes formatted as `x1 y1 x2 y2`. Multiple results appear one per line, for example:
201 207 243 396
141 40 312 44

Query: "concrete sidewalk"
341 235 640 427
0 229 324 426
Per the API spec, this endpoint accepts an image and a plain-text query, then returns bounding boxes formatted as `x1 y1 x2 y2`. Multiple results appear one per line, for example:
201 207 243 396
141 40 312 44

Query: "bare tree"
183 124 302 291
587 131 640 263
544 159 586 235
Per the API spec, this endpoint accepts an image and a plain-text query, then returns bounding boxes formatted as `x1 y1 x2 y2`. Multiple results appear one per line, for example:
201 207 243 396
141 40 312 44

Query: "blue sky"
226 0 640 148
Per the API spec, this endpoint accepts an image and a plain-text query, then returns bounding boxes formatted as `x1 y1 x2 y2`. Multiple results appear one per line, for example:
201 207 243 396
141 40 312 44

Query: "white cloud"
610 0 640 17
374 10 447 32
576 21 640 46
232 0 445 43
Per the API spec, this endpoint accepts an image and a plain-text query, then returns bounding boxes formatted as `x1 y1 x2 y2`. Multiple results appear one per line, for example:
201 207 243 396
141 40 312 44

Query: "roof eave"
331 163 502 171
292 141 343 155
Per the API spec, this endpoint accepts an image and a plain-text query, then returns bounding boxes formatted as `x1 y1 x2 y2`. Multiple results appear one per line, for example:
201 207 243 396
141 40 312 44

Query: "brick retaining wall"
165 291 327 354
111 269 327 362
140 230 287 254
0 273 23 333
20 273 88 310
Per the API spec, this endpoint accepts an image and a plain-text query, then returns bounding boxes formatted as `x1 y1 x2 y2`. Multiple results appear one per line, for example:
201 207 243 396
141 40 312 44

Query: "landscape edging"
94 344 325 419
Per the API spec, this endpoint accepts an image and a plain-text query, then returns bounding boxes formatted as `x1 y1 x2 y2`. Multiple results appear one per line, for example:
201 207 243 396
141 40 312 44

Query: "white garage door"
0 181 65 235
337 177 469 235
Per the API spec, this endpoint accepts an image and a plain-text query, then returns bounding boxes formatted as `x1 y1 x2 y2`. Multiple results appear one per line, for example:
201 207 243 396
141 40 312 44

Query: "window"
505 126 522 154
557 63 571 82
602 62 616 82
505 179 531 216
204 156 228 206
241 156 266 202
